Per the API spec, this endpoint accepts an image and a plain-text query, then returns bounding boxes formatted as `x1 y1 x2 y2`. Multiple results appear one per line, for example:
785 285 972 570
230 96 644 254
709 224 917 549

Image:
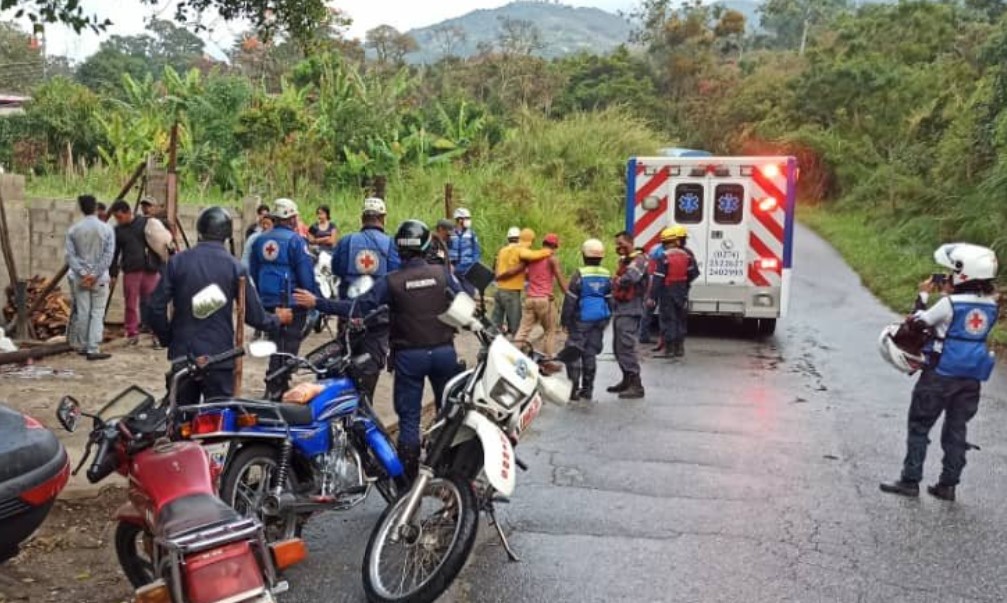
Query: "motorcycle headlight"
489 378 524 410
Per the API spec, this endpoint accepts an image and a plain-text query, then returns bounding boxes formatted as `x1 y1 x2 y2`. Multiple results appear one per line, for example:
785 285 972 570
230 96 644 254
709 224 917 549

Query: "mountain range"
404 1 763 63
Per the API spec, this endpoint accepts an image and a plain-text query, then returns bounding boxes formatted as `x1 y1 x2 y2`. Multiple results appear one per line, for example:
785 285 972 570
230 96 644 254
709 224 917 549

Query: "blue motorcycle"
179 302 404 541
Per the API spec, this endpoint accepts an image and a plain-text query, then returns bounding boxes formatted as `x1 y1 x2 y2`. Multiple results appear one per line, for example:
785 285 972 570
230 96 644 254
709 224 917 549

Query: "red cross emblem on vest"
262 240 280 261
355 249 379 274
965 309 988 335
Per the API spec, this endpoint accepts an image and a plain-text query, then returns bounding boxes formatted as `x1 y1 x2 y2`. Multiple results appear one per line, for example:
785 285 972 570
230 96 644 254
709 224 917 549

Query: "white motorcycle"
361 292 572 603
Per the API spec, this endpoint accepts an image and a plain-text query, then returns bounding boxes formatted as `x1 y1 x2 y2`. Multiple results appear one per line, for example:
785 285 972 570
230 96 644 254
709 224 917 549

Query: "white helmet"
878 323 926 375
362 197 386 216
934 243 998 285
506 226 521 239
272 198 299 219
581 238 605 259
453 207 471 220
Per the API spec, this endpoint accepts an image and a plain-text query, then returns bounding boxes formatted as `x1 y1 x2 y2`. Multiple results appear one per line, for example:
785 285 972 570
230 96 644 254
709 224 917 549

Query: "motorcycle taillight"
184 541 266 603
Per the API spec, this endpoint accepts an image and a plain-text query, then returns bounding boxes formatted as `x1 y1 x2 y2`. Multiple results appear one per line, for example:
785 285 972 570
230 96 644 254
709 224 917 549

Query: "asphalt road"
283 225 1007 603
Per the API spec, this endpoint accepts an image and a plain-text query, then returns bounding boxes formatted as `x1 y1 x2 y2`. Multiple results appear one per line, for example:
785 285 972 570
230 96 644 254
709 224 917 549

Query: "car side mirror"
57 396 82 432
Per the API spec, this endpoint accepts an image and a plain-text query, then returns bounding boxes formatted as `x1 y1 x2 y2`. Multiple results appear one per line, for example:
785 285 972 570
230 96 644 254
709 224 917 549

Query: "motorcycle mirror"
347 275 374 299
192 284 228 319
249 340 278 358
56 395 82 432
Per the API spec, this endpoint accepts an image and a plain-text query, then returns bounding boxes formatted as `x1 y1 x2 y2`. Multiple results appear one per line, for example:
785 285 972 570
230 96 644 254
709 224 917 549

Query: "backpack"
143 216 176 264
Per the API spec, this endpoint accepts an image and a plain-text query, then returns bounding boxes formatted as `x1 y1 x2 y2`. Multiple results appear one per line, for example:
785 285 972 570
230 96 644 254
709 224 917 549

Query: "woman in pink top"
513 233 567 357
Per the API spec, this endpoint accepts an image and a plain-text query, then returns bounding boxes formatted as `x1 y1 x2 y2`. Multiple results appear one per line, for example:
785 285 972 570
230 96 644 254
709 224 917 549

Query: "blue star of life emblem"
717 194 740 214
678 193 700 214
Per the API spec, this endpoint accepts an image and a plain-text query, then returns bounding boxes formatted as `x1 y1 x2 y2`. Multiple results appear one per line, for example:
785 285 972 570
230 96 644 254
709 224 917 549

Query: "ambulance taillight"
758 258 780 271
761 164 781 179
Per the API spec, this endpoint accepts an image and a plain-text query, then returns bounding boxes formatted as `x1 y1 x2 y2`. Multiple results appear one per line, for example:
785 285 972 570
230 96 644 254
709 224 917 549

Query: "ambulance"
626 151 798 336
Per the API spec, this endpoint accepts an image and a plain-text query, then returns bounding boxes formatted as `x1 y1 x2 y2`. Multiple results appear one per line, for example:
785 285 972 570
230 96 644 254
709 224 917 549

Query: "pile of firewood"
3 275 71 340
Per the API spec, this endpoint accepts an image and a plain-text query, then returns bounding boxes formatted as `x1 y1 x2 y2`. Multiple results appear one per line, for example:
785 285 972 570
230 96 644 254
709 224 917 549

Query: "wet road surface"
284 225 1007 602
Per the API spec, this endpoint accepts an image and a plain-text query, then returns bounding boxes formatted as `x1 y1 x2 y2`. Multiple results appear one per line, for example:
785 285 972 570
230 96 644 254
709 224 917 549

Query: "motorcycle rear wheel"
219 444 303 542
362 473 479 603
114 522 155 588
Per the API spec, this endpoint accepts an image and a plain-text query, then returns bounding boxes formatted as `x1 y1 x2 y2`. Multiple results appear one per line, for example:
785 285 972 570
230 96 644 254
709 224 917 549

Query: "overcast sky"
2 0 635 62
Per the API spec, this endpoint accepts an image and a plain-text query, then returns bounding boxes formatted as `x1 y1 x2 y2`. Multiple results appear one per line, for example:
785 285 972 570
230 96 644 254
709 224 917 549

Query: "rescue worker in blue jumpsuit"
559 239 613 402
305 220 462 480
881 243 1000 502
448 207 481 294
249 198 319 395
327 197 400 400
649 226 699 359
146 207 292 405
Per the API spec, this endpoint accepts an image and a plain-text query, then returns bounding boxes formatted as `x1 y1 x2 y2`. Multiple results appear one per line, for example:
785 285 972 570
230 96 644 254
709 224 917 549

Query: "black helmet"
197 206 233 242
395 219 430 256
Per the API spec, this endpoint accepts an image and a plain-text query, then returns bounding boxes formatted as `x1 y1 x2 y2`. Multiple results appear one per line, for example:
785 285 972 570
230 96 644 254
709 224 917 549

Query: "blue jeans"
393 345 459 447
71 280 110 353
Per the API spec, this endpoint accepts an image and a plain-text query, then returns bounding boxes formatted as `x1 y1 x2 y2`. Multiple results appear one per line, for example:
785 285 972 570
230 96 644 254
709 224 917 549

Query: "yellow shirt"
496 243 552 291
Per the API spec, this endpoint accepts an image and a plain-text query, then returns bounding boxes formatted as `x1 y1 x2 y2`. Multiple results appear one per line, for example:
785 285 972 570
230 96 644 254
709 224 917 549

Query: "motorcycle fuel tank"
130 441 215 513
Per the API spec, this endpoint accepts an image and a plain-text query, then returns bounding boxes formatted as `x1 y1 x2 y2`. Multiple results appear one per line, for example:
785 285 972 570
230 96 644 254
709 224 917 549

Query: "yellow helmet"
661 225 687 241
581 238 605 258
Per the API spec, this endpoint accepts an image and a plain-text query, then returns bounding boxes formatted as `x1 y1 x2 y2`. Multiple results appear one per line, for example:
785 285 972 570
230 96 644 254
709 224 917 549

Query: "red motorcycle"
57 348 304 603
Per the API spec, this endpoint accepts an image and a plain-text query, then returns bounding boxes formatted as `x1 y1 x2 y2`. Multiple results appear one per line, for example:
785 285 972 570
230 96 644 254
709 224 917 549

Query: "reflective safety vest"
663 248 691 285
578 266 612 323
930 296 998 381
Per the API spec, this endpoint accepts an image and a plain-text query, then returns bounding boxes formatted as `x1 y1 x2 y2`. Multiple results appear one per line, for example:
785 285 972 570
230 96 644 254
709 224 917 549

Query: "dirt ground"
0 320 531 603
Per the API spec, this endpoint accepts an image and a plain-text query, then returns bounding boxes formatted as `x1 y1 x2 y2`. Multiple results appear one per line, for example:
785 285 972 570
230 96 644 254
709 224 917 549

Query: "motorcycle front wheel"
362 473 479 603
219 444 303 542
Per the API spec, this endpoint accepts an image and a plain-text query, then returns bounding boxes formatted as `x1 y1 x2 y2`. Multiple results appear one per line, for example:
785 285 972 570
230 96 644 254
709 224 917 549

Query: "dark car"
0 404 69 562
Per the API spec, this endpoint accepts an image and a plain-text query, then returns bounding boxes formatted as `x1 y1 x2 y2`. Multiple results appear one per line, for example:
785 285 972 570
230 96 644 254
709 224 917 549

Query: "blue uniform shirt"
249 224 319 309
331 226 400 298
146 241 279 367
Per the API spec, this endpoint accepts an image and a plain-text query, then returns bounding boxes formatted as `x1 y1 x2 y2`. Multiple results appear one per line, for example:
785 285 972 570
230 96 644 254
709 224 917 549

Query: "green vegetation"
2 0 1007 309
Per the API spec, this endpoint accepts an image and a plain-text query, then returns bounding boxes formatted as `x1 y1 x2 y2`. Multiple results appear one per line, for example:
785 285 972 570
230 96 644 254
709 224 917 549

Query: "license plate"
203 442 231 470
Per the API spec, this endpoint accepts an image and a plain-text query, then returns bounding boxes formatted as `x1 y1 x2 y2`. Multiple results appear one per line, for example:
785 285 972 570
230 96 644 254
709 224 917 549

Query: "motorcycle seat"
155 493 241 539
277 403 314 425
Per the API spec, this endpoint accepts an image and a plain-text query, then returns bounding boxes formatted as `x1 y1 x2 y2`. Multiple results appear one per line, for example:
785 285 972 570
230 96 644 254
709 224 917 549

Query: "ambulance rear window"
674 184 704 224
714 184 744 225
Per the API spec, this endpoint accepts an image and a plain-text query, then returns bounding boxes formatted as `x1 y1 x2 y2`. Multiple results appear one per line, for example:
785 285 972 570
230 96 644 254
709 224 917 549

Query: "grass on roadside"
800 204 1007 347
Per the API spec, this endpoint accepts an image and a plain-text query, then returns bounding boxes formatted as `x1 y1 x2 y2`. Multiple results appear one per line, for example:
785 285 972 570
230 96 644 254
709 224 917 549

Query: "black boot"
566 366 581 402
673 340 685 357
879 480 919 497
927 483 956 502
618 373 645 399
578 369 595 401
606 372 628 394
397 444 421 484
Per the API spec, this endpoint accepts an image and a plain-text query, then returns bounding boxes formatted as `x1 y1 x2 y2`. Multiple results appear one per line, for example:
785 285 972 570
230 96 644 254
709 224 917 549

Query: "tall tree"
1 0 329 44
365 25 418 65
496 17 543 56
430 24 467 59
759 0 849 55
0 22 43 93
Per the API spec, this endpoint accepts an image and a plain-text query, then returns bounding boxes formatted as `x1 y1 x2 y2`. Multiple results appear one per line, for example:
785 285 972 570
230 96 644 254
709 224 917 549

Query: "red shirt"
526 257 556 298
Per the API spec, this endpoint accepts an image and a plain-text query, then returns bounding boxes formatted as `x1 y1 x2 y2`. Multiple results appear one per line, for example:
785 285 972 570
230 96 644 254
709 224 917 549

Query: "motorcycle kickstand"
485 501 520 562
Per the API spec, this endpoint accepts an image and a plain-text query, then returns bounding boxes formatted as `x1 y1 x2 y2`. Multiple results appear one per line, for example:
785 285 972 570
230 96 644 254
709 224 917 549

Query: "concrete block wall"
4 183 246 327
